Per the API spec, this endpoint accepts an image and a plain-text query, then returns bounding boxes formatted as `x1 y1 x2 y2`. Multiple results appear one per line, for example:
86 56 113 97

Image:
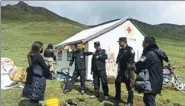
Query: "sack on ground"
9 66 27 83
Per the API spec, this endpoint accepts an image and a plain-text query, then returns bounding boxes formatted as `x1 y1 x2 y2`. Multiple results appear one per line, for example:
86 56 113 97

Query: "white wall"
87 20 144 79
56 20 145 80
55 50 75 76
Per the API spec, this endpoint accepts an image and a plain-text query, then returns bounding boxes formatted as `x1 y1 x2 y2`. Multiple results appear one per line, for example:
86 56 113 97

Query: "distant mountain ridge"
1 1 185 39
1 1 85 26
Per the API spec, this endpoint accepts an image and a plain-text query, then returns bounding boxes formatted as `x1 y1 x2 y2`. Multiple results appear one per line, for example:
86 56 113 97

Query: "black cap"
118 37 127 42
94 41 100 46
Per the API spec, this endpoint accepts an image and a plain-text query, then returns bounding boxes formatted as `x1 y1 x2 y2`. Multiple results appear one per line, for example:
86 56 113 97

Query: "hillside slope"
1 1 85 26
1 1 87 67
1 2 185 106
132 19 185 40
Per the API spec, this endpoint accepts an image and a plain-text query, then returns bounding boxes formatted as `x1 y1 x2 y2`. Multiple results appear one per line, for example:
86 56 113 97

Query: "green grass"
1 14 185 106
1 21 85 67
2 21 185 106
1 81 146 106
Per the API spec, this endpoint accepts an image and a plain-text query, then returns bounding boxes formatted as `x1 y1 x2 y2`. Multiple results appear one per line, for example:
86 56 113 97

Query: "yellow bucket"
45 98 59 106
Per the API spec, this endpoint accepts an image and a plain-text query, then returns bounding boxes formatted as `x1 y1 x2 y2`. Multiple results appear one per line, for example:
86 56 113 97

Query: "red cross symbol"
127 27 132 33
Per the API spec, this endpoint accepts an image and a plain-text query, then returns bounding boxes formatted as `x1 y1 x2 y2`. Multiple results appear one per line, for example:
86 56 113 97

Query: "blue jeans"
143 93 157 106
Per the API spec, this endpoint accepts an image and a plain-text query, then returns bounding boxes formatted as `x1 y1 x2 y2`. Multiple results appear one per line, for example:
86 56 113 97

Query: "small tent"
54 18 145 80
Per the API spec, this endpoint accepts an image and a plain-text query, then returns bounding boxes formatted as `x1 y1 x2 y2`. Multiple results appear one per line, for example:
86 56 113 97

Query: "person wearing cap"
91 41 109 99
114 37 136 106
63 43 93 95
135 36 169 106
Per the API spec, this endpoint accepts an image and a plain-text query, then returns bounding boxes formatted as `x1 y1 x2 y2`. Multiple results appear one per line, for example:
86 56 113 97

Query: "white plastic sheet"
1 58 17 90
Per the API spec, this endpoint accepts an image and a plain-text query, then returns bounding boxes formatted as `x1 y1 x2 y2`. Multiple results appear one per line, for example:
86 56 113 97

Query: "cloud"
1 1 185 25
160 1 185 25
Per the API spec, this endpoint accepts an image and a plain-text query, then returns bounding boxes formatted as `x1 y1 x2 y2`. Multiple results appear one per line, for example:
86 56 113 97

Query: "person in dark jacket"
64 43 93 94
22 41 51 106
91 41 109 99
44 44 55 59
114 37 136 106
136 36 169 106
44 44 56 74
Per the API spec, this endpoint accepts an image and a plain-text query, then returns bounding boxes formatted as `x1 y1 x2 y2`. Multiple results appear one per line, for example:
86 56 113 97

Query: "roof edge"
82 19 125 43
54 18 147 48
128 18 147 37
87 19 120 28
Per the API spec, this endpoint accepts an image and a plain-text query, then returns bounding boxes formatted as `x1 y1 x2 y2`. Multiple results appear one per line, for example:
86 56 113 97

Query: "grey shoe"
81 90 85 95
63 89 69 94
125 103 133 106
104 96 109 100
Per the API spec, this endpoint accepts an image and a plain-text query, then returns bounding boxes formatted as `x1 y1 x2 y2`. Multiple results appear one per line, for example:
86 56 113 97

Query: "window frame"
67 51 73 61
58 51 62 60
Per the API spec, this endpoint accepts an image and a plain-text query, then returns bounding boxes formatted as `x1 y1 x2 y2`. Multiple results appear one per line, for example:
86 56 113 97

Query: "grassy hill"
1 1 87 67
1 1 185 106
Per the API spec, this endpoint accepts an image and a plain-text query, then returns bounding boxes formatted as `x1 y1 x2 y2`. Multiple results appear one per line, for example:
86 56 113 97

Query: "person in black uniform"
91 41 109 99
136 36 169 106
114 37 135 106
64 43 93 94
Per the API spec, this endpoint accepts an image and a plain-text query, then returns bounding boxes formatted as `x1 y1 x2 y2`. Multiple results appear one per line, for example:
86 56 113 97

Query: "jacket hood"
143 44 169 62
153 49 169 62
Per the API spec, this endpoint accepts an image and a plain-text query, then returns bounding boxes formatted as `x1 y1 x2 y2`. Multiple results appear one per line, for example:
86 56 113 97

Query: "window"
67 51 73 61
58 51 62 60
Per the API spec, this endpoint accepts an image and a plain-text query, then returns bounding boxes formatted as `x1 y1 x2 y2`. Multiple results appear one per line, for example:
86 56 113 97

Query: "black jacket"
44 49 54 58
91 49 108 71
69 50 92 70
136 45 168 94
116 45 135 74
22 53 50 101
44 48 56 60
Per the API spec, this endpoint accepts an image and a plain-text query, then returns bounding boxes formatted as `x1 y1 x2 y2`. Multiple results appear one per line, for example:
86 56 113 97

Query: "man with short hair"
64 43 93 94
91 41 109 99
114 37 136 106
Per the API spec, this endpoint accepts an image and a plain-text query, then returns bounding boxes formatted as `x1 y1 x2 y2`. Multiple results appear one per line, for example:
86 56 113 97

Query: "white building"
54 18 145 80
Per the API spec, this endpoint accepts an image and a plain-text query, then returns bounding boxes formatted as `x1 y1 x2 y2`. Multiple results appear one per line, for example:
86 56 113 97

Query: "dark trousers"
143 93 157 106
69 70 86 91
93 70 109 96
115 73 134 104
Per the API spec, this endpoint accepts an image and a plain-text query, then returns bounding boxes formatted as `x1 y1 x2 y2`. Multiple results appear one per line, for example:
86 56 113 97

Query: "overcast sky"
1 1 185 25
